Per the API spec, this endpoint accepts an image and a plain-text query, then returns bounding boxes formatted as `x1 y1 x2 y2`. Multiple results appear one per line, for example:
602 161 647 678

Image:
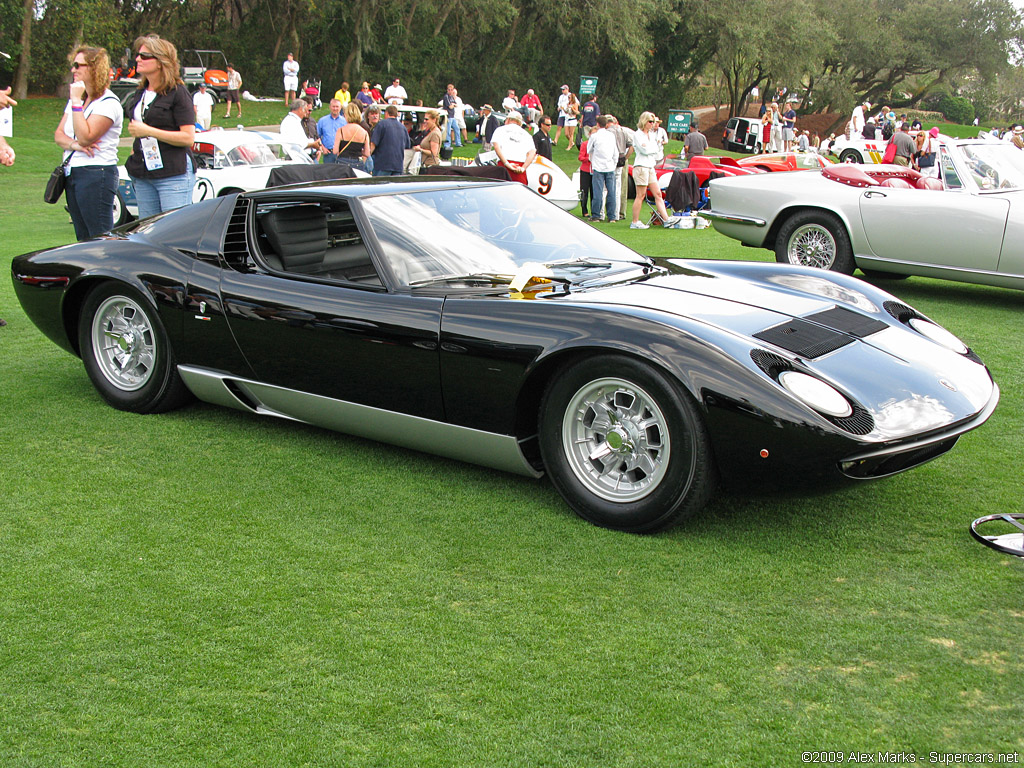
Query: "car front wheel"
79 282 191 413
775 210 855 274
539 355 715 533
839 149 863 163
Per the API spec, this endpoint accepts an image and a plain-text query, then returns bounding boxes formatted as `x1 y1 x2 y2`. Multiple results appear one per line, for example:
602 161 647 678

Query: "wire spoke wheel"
787 223 837 269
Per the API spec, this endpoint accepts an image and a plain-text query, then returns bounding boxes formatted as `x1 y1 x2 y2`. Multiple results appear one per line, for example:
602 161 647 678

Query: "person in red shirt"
578 141 592 218
521 89 542 125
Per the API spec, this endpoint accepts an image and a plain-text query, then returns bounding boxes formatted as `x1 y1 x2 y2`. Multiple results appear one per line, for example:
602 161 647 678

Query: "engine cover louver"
753 305 887 359
223 197 251 266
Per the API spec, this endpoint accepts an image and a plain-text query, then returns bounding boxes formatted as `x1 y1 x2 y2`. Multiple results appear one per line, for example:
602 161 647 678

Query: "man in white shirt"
502 90 521 121
490 111 535 184
280 99 321 154
283 53 299 104
192 83 214 130
384 78 407 105
586 115 620 222
850 100 870 136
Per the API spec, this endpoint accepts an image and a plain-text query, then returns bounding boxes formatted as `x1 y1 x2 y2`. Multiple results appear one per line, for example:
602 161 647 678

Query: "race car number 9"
537 173 552 195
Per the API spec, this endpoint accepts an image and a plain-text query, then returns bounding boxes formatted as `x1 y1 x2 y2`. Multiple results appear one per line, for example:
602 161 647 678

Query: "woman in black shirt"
125 34 196 218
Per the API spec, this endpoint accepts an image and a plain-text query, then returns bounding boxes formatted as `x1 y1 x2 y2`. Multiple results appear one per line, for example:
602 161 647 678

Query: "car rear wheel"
79 282 191 414
111 190 130 227
839 149 863 164
775 210 855 274
539 355 715 533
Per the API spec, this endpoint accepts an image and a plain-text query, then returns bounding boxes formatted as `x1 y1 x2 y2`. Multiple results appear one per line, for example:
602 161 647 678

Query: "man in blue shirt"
442 83 461 149
316 99 347 163
370 105 411 176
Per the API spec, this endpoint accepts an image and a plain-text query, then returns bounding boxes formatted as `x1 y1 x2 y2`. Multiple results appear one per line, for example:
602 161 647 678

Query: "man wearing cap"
476 104 499 150
1010 125 1024 150
192 83 214 130
491 110 536 184
851 100 870 136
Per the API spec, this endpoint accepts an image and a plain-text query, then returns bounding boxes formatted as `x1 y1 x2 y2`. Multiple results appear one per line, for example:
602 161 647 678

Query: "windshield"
217 142 311 167
360 184 648 288
956 143 1024 190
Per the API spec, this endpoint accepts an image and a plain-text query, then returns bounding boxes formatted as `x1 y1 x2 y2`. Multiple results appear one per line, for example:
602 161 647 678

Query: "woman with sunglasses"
630 111 670 230
53 46 123 240
413 110 443 169
124 35 196 218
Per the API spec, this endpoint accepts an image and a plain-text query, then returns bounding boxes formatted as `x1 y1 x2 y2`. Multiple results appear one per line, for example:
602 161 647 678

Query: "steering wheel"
491 208 527 241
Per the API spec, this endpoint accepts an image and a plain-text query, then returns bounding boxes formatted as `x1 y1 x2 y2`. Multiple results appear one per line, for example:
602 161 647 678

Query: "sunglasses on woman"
71 62 88 70
136 52 158 61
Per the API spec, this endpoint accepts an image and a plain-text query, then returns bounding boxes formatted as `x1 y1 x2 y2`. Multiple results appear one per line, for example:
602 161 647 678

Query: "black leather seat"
260 205 328 273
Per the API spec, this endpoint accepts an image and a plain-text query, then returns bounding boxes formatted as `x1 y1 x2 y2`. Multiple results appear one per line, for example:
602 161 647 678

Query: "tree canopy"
1 0 1020 122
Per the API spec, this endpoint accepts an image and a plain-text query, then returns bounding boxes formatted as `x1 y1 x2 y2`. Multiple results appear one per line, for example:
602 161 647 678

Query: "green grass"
2 100 1022 766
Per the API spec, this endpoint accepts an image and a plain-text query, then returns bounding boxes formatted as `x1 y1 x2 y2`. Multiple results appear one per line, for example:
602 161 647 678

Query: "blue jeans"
130 163 196 219
590 170 617 220
66 164 118 241
372 169 402 177
445 117 461 148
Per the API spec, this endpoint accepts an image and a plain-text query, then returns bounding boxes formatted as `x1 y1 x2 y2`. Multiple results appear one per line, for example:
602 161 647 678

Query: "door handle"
864 191 887 199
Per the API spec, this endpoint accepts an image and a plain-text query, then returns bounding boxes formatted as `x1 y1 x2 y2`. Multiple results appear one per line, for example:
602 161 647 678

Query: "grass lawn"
1 100 1022 766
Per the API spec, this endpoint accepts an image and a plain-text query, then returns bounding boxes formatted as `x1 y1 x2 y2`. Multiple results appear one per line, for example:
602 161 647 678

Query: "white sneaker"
630 221 649 229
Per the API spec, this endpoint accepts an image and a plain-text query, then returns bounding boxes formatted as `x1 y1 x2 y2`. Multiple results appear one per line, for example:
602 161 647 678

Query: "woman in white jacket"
630 112 671 229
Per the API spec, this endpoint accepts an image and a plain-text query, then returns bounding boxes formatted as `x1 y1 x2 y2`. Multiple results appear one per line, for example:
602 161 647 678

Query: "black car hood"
556 266 997 440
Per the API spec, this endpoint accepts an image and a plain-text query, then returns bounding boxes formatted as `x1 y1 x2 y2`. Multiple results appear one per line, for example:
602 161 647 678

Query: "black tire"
539 355 715 533
839 149 863 164
775 210 855 274
78 282 191 414
861 269 909 281
627 175 636 200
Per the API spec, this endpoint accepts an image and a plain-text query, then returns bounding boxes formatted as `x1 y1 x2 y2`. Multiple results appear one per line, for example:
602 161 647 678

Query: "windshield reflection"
360 184 644 288
958 143 1024 190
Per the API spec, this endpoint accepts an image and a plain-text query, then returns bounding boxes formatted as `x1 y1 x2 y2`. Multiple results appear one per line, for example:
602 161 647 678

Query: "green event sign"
667 110 694 136
579 76 597 96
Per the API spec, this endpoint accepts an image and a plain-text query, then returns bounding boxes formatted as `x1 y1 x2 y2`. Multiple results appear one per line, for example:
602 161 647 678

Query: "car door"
857 159 1009 271
217 195 445 422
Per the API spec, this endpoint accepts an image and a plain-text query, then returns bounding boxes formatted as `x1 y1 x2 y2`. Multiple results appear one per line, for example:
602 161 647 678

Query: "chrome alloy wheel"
90 295 156 391
786 223 837 269
561 377 671 502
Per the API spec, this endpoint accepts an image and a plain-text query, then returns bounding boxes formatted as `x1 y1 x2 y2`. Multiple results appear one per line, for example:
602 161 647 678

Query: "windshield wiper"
408 272 514 288
544 255 655 271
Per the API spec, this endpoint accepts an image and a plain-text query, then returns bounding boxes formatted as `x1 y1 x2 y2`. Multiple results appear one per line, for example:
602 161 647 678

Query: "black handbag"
43 152 74 204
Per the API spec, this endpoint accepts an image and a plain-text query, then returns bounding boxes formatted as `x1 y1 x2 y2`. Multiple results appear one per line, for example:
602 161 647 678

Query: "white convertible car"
705 134 1024 291
115 130 313 225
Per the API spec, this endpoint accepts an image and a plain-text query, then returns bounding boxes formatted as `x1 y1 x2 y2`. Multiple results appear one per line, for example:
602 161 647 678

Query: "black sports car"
12 178 999 532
